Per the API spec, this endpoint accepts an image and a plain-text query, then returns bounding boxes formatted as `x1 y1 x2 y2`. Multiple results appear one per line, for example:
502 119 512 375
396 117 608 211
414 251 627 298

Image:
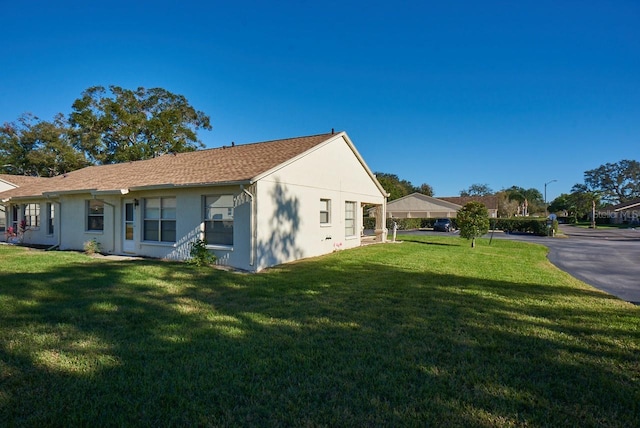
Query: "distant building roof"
387 193 462 211
612 198 640 212
439 195 500 210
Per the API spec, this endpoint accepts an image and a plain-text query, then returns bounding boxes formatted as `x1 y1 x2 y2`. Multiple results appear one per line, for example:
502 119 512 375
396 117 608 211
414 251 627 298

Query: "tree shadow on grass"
0 248 638 426
399 237 461 246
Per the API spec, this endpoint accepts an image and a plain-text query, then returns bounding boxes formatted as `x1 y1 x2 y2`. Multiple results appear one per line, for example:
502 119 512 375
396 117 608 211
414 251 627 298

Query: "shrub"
386 218 423 230
83 238 101 255
363 217 458 230
493 218 548 236
363 217 376 229
188 239 216 267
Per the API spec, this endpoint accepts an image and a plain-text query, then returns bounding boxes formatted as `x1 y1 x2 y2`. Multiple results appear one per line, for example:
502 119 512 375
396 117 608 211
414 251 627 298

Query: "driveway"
494 225 640 305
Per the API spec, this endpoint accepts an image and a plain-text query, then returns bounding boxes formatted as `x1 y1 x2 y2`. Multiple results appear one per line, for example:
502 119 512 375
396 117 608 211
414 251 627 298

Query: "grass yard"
1 236 639 427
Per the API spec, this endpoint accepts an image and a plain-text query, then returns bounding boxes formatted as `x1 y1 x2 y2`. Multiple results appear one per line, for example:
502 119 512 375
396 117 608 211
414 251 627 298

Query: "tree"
374 172 433 201
568 184 601 226
504 186 544 216
68 85 212 164
0 113 87 176
460 183 493 197
584 159 640 204
417 183 434 197
495 190 521 218
548 193 573 215
456 201 490 248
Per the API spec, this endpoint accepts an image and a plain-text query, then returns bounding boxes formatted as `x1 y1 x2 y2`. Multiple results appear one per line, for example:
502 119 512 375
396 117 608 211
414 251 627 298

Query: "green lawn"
1 237 638 427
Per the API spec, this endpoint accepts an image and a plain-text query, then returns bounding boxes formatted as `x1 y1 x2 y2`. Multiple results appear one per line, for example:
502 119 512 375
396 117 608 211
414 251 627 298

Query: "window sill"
320 223 332 227
206 245 233 251
85 231 104 234
141 241 176 247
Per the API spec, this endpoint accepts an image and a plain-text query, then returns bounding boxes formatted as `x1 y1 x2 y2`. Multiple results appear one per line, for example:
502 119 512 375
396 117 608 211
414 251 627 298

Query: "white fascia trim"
91 189 129 196
614 202 640 211
128 180 250 192
44 189 98 197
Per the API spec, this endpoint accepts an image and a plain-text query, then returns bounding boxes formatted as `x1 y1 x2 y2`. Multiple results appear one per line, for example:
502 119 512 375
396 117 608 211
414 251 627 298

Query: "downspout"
241 185 256 267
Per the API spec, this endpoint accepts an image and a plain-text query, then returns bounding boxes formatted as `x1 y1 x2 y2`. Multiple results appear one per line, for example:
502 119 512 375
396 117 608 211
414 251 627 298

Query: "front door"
123 201 135 253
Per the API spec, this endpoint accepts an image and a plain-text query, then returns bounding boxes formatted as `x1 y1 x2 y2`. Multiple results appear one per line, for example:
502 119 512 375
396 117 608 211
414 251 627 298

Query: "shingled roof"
439 195 500 210
0 132 338 200
0 174 50 187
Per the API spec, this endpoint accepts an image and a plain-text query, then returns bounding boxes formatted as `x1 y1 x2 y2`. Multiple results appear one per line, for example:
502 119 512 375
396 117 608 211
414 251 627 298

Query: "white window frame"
143 197 176 243
24 203 40 229
204 195 234 247
0 205 5 233
87 200 104 232
320 198 331 225
345 201 357 237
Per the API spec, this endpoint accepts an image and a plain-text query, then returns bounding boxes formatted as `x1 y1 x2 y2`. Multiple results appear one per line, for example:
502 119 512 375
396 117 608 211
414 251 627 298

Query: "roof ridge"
205 131 338 151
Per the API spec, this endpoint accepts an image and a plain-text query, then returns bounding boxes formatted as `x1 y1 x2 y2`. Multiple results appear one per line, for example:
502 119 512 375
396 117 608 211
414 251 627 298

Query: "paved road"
499 225 640 305
397 226 640 305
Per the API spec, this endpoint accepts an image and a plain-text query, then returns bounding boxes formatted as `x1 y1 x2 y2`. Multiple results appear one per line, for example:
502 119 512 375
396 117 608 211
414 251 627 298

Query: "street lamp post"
544 179 557 216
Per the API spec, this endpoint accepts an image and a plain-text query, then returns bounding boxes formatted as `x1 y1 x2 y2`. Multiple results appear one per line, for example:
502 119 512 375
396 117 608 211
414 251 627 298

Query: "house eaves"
614 201 640 212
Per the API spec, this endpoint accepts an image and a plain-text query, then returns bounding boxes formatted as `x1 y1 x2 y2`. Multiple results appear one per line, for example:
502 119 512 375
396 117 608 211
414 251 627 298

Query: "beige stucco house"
599 199 640 224
0 132 388 271
439 196 500 218
377 193 500 220
384 193 462 218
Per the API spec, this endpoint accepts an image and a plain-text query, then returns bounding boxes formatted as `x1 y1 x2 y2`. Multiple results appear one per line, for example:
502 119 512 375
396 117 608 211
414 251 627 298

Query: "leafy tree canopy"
583 159 640 204
417 182 434 197
502 186 544 216
548 193 573 214
456 201 490 247
566 183 601 224
504 186 543 204
375 172 433 200
69 86 212 164
0 113 88 176
460 183 493 196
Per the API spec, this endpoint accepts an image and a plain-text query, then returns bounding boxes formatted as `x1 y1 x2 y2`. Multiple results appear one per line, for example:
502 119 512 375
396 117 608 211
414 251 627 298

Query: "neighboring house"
382 193 462 219
0 132 388 271
0 174 50 241
439 195 500 218
599 199 640 224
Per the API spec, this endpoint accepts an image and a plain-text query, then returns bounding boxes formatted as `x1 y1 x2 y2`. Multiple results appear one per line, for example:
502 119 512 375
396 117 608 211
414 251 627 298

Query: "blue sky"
1 1 638 201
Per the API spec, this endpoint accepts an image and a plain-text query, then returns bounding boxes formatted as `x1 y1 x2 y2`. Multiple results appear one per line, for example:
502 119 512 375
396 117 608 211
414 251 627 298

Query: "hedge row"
492 218 553 236
362 218 446 230
363 217 554 236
